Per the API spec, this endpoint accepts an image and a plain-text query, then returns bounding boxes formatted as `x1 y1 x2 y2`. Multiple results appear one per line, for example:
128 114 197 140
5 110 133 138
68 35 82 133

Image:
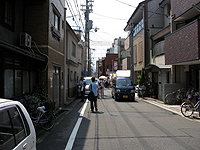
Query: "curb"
137 96 200 122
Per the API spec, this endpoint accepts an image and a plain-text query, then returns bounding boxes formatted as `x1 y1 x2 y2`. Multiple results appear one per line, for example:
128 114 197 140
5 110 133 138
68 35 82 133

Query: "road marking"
65 99 88 150
80 100 89 116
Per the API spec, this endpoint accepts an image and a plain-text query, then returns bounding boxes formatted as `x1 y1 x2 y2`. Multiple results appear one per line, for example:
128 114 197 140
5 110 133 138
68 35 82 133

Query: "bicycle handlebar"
37 106 45 112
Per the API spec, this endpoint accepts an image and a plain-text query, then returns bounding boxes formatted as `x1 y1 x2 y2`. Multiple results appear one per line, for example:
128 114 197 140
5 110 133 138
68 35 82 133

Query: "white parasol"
99 76 107 79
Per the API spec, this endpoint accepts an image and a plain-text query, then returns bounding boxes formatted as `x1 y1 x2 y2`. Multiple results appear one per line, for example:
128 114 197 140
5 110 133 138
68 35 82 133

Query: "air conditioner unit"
20 32 32 48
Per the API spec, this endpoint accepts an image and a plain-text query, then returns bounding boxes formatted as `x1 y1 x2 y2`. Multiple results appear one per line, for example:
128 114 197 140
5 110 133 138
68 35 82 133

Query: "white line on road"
80 100 89 116
65 99 89 150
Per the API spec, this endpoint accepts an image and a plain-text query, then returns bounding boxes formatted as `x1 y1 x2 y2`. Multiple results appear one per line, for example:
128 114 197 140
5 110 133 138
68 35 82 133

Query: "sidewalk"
136 95 200 122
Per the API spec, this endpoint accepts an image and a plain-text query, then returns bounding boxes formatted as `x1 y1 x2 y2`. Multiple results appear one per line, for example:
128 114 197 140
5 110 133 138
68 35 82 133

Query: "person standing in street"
79 76 86 102
89 77 99 112
100 79 105 98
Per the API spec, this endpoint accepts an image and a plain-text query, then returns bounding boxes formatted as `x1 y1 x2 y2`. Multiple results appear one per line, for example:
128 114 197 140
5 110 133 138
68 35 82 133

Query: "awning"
145 64 172 70
0 40 46 62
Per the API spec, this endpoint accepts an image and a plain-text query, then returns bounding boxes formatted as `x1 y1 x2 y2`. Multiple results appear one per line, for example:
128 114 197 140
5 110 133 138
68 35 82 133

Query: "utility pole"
130 18 134 91
81 0 93 76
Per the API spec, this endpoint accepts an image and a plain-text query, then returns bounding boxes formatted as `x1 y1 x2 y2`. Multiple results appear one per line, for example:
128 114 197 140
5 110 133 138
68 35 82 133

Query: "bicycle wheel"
40 111 55 131
165 93 176 104
181 102 194 117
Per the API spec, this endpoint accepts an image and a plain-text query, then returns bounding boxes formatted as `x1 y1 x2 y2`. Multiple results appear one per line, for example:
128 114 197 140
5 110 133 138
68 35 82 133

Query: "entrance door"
53 67 60 107
152 72 158 97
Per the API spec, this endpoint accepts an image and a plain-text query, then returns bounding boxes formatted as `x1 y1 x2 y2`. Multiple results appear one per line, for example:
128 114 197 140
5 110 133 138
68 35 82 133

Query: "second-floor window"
72 42 76 57
5 1 13 26
0 0 15 30
133 19 143 36
53 11 60 31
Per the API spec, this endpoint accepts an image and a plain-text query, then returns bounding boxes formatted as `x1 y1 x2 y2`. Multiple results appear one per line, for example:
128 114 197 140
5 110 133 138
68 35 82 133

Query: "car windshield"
116 79 133 86
85 79 92 85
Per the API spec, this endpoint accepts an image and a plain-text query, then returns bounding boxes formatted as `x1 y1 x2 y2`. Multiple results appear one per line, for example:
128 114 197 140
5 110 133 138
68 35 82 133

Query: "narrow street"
37 89 200 150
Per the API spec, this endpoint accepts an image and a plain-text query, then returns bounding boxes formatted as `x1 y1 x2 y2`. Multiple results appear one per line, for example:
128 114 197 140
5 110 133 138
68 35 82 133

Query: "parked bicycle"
164 88 186 105
31 106 56 131
23 97 56 131
181 99 200 117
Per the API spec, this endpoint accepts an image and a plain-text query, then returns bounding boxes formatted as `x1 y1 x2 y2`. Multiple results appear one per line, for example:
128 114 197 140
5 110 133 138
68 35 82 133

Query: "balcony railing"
153 41 165 56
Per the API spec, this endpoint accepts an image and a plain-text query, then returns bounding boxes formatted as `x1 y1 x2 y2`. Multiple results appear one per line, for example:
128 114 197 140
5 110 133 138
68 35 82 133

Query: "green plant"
33 84 48 100
25 95 40 104
152 55 156 63
137 68 147 86
148 82 158 97
33 84 56 110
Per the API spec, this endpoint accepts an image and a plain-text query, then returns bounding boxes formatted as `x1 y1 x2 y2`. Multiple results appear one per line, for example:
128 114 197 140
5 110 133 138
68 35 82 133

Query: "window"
134 45 137 64
53 11 60 31
15 70 22 97
4 69 37 98
23 71 29 95
30 71 36 93
0 0 15 30
0 106 28 149
4 57 37 98
74 72 76 81
4 69 14 98
72 42 76 57
5 1 13 26
133 19 143 36
70 71 73 81
138 41 143 63
51 3 61 40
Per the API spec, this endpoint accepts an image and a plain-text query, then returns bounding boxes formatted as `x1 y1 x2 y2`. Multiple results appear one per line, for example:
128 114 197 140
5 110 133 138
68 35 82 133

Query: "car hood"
85 84 90 89
116 86 134 90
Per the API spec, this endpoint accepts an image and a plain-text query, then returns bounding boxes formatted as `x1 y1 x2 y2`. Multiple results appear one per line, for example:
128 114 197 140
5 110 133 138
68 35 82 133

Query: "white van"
0 98 36 150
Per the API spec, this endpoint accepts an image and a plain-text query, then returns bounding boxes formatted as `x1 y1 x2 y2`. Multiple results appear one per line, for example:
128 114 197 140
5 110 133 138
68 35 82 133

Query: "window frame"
0 0 15 31
51 3 61 40
72 42 76 57
0 105 30 149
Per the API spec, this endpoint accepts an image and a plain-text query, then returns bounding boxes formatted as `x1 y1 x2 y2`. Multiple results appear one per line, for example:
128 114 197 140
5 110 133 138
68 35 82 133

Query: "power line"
65 0 79 27
116 0 137 8
93 13 127 20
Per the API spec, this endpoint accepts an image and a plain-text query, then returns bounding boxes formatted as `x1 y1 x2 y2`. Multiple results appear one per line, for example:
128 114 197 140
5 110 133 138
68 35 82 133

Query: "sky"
66 0 144 69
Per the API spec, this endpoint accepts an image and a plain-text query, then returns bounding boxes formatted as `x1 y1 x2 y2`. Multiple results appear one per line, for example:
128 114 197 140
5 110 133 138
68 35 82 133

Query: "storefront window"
23 71 29 94
4 69 14 98
15 70 21 97
30 71 36 93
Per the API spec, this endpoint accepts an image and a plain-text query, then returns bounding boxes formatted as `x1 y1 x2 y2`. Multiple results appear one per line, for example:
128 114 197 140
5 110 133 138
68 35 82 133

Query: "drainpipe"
64 7 67 102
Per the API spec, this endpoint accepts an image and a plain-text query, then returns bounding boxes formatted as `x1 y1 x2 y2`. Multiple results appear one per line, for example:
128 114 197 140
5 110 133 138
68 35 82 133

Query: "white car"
84 77 93 96
0 98 36 150
84 77 99 97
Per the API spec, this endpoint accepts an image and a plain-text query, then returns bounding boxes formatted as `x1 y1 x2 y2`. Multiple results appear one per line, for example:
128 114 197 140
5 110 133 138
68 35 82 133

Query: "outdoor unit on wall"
20 32 32 48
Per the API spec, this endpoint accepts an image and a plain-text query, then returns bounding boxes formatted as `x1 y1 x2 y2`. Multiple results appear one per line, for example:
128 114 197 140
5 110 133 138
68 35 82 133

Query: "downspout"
64 7 67 102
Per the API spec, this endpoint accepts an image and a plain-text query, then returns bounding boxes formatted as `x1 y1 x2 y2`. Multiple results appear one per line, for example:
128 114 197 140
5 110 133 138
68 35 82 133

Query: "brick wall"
165 19 199 65
172 0 199 18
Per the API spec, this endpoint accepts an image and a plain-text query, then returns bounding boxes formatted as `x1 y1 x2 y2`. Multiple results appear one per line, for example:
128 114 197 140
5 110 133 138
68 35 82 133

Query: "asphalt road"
37 89 200 150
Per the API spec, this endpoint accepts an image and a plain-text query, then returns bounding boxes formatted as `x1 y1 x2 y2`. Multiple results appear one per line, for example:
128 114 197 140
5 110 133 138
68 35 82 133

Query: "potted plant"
148 82 158 98
137 68 147 97
33 84 56 110
24 95 41 107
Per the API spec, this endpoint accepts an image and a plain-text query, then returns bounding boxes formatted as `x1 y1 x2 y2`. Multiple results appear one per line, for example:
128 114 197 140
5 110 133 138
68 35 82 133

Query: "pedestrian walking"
98 82 101 99
100 79 104 98
89 77 99 112
79 76 86 102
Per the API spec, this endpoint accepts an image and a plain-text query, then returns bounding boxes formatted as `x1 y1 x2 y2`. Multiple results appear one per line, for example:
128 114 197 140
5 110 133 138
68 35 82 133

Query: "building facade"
124 0 173 100
164 0 200 98
0 0 83 108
